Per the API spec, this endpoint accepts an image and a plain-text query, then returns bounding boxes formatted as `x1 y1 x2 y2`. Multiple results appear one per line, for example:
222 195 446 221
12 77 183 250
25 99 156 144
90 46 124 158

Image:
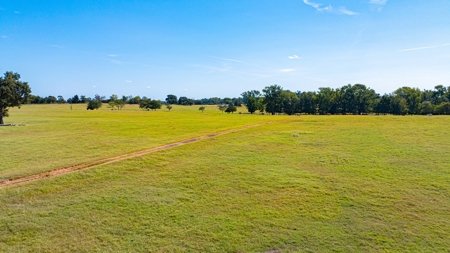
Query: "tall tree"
394 87 422 114
0 72 31 125
241 90 261 114
165 94 178 104
262 84 283 115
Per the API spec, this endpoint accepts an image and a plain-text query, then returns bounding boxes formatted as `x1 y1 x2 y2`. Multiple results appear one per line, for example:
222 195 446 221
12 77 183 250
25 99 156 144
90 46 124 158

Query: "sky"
1 0 450 100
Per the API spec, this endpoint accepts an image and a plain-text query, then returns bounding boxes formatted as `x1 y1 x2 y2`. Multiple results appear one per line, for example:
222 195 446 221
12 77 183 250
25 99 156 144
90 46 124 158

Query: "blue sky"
1 0 449 99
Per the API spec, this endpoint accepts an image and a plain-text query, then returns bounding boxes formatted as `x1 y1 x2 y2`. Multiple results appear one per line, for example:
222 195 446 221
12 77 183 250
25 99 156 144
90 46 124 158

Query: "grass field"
1 104 286 179
1 105 450 252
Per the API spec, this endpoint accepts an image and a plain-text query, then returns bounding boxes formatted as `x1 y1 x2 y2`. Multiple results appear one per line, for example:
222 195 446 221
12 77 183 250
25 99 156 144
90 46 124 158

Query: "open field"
1 104 286 179
1 105 450 252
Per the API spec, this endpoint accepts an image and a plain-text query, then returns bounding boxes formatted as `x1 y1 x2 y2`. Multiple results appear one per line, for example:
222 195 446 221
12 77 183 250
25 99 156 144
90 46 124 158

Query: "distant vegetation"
26 84 450 115
5 70 449 115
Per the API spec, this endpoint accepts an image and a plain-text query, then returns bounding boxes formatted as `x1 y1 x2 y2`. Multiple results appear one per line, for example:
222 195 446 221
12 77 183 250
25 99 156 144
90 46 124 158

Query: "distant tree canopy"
23 81 450 116
139 98 161 111
0 72 31 124
241 84 450 115
241 90 261 114
165 94 178 104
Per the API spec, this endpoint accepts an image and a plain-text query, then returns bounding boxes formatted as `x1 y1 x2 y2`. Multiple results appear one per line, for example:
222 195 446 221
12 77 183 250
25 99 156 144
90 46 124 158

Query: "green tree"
225 103 237 113
71 95 80 103
435 102 450 115
374 94 391 115
394 87 422 114
390 95 408 115
218 104 227 113
0 72 31 125
281 90 300 115
241 90 261 114
420 101 434 115
316 87 335 114
129 95 141 104
57 95 66 104
140 99 161 111
86 100 102 110
262 84 283 115
108 94 126 110
166 104 173 111
166 94 178 104
148 100 161 110
178 96 194 105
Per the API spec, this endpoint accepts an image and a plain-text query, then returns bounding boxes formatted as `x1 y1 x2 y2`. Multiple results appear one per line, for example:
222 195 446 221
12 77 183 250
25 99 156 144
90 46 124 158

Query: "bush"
87 100 102 110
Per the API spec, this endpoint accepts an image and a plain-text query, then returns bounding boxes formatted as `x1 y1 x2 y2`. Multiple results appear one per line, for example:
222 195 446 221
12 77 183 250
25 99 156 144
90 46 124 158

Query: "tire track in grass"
0 123 268 188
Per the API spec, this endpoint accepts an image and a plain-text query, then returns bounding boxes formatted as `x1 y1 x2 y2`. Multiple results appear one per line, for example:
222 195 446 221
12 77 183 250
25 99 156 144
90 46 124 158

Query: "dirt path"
0 123 266 189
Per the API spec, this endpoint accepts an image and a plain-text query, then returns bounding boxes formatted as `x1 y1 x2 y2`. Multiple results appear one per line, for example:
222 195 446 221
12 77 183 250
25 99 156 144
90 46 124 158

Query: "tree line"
2 71 450 126
28 94 244 106
24 84 450 115
241 84 450 115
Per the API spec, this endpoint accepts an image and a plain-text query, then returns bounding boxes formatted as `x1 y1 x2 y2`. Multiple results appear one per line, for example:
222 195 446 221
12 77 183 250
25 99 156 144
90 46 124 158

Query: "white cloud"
279 69 296 73
339 6 357 15
288 55 300 59
190 64 231 73
398 44 449 52
126 80 132 83
370 0 387 5
147 86 151 89
14 11 19 14
303 0 331 11
108 54 117 57
93 86 96 88
1 36 7 39
303 0 356 15
209 56 258 66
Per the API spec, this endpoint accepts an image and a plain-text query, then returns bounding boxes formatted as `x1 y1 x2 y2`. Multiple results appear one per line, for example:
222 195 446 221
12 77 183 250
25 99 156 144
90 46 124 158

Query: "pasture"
1 105 449 252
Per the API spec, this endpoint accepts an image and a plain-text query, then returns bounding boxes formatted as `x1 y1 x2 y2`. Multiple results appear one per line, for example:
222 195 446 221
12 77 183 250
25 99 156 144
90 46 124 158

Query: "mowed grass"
0 104 284 179
1 114 449 252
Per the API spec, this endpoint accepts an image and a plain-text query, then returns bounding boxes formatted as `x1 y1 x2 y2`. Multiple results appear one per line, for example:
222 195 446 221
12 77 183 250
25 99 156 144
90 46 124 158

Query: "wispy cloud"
208 56 259 66
370 0 387 5
279 69 296 73
147 86 151 89
370 0 387 11
339 7 357 15
101 55 132 65
125 80 132 83
1 36 7 39
288 55 300 59
14 10 19 14
190 64 231 73
303 0 330 11
303 0 356 15
234 70 273 79
108 54 117 57
50 44 64 49
399 43 450 52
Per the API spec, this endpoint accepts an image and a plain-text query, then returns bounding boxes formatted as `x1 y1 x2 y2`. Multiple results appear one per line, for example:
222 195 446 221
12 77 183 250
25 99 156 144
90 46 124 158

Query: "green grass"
1 106 450 252
1 104 284 179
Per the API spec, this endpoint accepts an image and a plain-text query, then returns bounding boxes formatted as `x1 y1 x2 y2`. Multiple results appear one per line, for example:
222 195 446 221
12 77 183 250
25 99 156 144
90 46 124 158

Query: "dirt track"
0 123 265 189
